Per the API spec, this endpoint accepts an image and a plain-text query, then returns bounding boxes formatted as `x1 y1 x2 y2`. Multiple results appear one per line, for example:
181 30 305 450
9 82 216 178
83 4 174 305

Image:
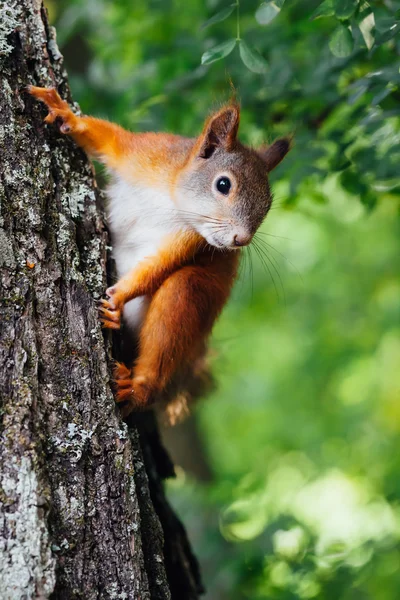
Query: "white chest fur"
106 176 187 332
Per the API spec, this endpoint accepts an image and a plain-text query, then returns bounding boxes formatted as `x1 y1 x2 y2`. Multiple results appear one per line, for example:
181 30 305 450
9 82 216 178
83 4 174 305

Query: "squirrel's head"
175 104 290 249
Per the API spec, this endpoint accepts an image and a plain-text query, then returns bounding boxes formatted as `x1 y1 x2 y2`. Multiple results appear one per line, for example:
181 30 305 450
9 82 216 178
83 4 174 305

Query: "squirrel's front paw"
28 86 77 133
98 285 125 329
98 298 121 330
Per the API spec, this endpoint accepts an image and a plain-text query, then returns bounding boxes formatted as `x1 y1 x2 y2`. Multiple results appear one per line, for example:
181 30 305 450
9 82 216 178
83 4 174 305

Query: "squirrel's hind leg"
114 262 230 417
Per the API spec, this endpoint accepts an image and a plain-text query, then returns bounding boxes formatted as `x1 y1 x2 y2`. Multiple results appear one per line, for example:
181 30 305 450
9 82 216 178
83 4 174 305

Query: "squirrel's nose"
233 232 252 247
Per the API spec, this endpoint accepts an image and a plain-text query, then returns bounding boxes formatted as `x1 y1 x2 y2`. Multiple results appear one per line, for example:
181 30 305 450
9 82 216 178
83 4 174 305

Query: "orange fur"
29 86 190 188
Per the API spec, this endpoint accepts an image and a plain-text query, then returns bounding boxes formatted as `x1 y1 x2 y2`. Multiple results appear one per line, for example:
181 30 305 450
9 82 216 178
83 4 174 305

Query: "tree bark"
0 2 202 598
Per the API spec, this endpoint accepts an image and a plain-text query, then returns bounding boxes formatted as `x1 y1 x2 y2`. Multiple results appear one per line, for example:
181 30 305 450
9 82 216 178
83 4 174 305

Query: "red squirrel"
29 86 290 421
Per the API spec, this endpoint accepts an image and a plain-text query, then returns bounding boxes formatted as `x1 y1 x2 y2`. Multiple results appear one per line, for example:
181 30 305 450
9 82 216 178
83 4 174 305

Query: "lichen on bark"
0 2 202 599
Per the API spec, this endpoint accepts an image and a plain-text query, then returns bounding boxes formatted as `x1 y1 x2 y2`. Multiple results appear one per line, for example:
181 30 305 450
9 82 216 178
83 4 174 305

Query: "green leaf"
201 39 236 65
310 0 334 20
374 22 400 46
239 40 268 73
373 7 397 33
348 82 369 104
328 154 352 172
256 0 285 26
200 5 235 30
334 0 355 20
371 84 393 106
329 25 354 57
340 169 362 195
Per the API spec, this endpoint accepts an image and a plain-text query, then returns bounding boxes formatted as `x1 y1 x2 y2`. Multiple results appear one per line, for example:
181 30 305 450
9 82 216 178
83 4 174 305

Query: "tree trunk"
0 2 202 598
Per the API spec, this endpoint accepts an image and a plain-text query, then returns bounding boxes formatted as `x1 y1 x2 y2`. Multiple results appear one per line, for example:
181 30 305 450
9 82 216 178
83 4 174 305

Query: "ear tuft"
260 137 292 172
198 104 240 158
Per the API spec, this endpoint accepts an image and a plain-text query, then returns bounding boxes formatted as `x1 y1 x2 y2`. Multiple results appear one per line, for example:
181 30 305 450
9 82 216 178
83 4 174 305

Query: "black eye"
216 176 231 195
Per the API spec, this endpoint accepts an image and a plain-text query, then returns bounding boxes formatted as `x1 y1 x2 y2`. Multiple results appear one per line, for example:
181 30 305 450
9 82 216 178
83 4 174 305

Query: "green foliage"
46 1 400 598
256 1 286 26
201 5 236 30
201 39 237 65
168 190 400 599
239 40 268 74
329 24 354 57
48 0 400 209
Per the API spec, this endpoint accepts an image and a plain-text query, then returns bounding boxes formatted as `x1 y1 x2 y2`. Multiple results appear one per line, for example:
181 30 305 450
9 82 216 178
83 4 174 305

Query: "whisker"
236 248 249 299
248 246 254 301
256 231 294 241
254 235 304 284
252 239 280 302
253 238 286 305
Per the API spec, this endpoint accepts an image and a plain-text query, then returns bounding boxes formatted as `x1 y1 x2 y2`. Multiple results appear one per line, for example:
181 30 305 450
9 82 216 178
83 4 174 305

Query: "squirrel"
29 85 290 421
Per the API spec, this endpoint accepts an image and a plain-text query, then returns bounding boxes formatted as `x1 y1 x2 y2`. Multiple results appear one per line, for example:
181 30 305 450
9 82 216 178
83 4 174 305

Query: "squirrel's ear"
260 137 291 172
197 104 240 158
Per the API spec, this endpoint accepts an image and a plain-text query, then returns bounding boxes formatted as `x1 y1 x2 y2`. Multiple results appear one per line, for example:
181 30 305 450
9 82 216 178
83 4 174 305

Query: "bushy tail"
162 350 215 426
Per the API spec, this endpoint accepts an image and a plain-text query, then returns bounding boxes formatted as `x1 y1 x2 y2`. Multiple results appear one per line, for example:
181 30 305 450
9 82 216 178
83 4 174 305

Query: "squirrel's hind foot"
113 362 155 417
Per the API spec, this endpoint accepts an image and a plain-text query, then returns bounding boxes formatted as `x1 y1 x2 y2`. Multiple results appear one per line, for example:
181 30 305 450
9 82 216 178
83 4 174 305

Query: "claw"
114 378 134 390
99 306 119 320
115 387 134 403
113 363 134 404
98 298 121 329
112 363 154 417
28 86 76 134
44 111 57 124
101 294 117 310
28 86 67 109
99 318 120 330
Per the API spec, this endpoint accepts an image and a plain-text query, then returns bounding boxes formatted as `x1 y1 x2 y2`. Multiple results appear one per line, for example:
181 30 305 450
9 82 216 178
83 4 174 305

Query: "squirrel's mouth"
201 224 253 250
206 239 225 249
207 240 246 251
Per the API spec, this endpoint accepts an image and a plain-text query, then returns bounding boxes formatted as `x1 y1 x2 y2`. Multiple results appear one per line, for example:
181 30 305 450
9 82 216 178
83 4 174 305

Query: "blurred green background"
46 1 400 597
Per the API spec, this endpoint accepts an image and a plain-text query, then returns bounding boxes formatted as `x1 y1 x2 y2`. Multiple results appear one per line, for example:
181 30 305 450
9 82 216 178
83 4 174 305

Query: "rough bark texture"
0 2 202 598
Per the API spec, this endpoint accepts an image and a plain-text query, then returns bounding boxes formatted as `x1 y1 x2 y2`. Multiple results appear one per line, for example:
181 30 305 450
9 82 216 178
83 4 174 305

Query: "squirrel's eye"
216 176 231 195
